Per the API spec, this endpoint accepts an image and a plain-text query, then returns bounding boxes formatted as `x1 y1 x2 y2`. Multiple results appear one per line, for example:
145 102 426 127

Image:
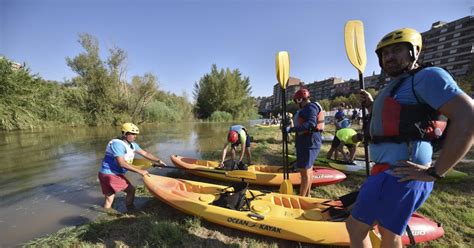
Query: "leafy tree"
128 73 159 123
193 64 256 120
0 58 45 129
66 33 162 125
319 99 331 111
66 34 117 124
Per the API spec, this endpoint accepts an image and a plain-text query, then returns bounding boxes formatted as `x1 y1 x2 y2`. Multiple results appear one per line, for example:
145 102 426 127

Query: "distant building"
364 73 381 89
306 77 343 101
257 96 274 117
419 16 473 77
333 79 358 96
272 77 302 108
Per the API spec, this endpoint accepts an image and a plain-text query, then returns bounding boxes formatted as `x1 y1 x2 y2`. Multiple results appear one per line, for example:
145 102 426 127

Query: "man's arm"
221 143 230 164
136 149 165 166
394 93 473 181
116 156 149 176
431 93 473 176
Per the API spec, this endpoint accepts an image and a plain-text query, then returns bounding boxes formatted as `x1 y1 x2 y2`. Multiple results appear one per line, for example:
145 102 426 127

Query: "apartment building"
272 77 302 108
419 16 473 77
306 77 344 101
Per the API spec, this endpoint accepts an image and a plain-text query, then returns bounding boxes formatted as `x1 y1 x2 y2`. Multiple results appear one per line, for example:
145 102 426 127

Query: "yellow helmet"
286 112 293 118
375 28 422 66
121 123 139 134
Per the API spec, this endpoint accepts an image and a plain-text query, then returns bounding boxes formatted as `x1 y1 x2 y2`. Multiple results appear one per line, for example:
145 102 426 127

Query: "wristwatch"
425 167 444 180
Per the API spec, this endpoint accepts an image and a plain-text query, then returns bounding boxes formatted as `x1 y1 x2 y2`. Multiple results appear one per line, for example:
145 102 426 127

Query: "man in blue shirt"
345 28 473 247
98 123 166 210
285 88 324 197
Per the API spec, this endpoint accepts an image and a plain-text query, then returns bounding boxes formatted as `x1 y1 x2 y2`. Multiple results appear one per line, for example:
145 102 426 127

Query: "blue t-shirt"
336 118 351 129
370 67 462 167
100 139 142 174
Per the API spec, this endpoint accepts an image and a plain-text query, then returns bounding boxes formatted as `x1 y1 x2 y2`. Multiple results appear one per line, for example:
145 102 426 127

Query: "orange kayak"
170 155 346 186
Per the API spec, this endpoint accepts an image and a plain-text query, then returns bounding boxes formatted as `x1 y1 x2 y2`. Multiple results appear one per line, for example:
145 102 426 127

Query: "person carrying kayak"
326 111 351 160
220 125 252 168
333 128 363 163
345 28 473 247
284 88 324 197
98 123 166 210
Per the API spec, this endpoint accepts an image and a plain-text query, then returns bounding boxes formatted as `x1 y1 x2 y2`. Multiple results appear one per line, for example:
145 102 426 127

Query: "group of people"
97 27 473 247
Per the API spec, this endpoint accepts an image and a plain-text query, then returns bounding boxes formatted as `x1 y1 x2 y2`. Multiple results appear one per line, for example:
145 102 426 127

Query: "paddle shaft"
281 88 290 180
358 73 371 177
155 164 228 175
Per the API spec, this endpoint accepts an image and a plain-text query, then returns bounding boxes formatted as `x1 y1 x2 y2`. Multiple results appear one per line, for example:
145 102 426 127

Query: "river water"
0 122 256 247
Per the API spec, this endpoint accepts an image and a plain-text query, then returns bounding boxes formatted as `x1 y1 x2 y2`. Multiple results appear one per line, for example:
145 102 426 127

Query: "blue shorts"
295 148 320 169
351 172 433 235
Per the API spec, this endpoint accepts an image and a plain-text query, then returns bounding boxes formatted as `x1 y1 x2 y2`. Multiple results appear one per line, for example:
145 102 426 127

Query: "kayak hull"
144 175 444 245
170 155 346 186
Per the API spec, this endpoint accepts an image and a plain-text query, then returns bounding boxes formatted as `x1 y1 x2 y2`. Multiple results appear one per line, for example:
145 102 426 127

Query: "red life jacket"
297 102 325 135
370 67 448 148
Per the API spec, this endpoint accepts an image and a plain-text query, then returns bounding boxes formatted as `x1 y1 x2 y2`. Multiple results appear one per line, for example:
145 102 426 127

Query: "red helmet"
293 88 310 103
228 130 239 143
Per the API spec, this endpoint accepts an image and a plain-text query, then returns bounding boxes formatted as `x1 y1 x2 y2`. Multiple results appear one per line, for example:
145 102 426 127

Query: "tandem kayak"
170 155 346 186
144 175 444 245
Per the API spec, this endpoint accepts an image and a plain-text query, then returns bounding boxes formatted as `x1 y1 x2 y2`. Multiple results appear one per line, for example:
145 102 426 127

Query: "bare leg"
104 193 115 209
345 216 372 248
299 168 312 197
124 185 136 207
246 147 252 164
334 150 339 160
379 226 402 248
230 147 236 161
326 147 335 159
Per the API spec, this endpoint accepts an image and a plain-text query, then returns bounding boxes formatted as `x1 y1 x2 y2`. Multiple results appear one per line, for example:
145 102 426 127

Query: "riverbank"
24 125 473 247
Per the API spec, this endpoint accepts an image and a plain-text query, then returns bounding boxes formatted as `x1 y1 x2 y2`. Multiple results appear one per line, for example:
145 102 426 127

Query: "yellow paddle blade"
132 158 153 170
369 229 382 248
225 170 257 180
279 179 294 195
344 20 367 73
276 51 290 89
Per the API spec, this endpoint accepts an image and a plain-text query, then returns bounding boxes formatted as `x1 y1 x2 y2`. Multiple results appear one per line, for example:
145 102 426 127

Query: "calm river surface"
0 121 257 247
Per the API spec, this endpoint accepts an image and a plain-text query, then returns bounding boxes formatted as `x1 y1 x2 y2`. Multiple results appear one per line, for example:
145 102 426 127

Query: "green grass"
24 124 473 247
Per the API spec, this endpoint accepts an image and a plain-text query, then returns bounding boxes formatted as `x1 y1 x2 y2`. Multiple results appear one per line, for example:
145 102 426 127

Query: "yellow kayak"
144 175 444 245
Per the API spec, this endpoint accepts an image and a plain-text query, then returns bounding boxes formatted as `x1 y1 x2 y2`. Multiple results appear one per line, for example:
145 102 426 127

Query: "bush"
209 111 233 122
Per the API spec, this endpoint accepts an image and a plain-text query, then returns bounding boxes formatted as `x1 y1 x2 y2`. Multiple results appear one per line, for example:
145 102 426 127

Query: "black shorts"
330 136 341 148
330 136 354 149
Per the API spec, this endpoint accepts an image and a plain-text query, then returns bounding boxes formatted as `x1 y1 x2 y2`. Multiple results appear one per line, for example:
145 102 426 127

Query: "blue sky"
1 0 471 98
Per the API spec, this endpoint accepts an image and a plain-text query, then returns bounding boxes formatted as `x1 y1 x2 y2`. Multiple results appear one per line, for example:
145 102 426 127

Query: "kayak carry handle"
248 213 265 220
